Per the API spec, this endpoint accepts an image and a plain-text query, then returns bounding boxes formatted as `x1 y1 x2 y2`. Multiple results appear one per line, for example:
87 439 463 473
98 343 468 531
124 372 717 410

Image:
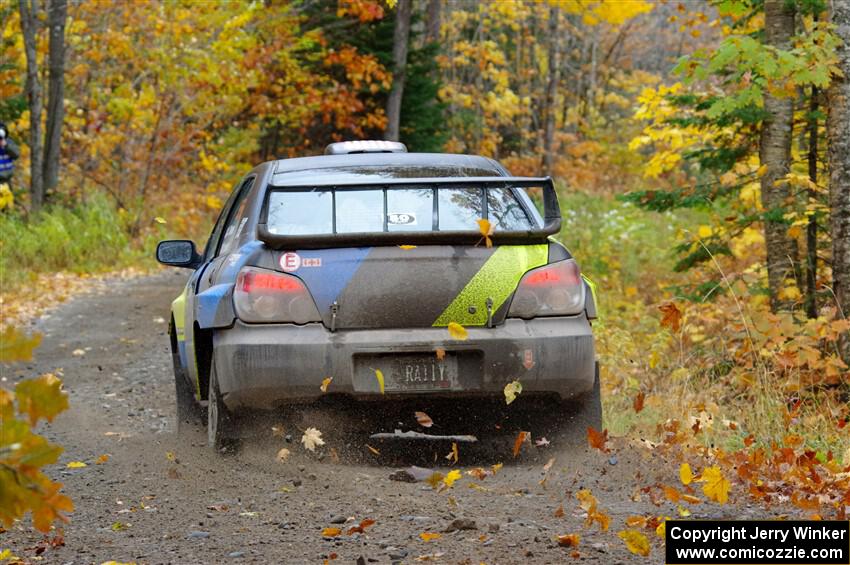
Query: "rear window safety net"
265 185 540 236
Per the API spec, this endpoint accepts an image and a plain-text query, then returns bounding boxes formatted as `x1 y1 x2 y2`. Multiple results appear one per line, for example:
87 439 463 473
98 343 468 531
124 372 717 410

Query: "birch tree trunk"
828 0 850 361
759 0 797 312
18 0 44 211
425 0 440 45
43 0 67 196
384 0 412 142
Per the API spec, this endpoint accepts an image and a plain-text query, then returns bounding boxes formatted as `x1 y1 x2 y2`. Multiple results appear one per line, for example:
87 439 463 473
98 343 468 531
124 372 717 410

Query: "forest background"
1 0 849 533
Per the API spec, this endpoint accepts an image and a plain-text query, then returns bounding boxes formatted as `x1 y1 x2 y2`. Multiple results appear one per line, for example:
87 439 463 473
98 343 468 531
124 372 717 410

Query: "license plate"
357 354 459 393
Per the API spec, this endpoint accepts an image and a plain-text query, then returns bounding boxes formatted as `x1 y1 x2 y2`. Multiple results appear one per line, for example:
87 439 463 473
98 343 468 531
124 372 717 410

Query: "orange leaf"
626 515 647 528
557 533 580 547
322 527 342 537
586 426 609 452
445 442 459 464
512 431 530 458
419 532 441 542
477 218 494 248
366 444 380 455
435 348 446 360
663 485 681 503
633 391 645 413
659 302 682 332
554 504 565 518
320 377 333 393
415 411 434 428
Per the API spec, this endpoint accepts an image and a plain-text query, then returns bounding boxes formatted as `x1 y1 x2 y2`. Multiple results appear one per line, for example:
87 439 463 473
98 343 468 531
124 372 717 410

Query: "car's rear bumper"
213 316 595 410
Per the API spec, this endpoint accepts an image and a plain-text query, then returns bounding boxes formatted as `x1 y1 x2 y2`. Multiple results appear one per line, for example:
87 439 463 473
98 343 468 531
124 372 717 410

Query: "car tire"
171 329 202 433
557 362 603 442
207 360 238 452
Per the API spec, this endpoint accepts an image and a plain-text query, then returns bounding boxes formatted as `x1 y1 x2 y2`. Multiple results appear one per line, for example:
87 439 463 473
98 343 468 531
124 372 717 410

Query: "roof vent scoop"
324 140 408 155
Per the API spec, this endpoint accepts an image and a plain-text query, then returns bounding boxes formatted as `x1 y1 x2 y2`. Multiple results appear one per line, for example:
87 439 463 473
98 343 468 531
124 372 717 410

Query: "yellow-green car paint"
433 244 548 327
171 286 201 396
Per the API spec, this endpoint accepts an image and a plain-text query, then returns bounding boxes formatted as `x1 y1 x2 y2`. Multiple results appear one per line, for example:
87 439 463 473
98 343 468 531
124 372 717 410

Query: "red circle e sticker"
280 252 301 272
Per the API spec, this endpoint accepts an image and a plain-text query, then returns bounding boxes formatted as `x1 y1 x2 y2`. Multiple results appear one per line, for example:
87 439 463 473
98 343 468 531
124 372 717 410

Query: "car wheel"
171 329 202 433
557 362 603 444
207 360 238 452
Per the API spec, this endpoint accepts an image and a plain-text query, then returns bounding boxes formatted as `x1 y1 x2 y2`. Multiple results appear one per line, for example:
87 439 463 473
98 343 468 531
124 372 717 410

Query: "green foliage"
0 193 159 289
0 373 73 532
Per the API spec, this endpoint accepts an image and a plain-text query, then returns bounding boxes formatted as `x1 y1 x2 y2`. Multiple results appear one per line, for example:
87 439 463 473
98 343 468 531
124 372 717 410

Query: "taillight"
508 259 585 319
233 267 321 324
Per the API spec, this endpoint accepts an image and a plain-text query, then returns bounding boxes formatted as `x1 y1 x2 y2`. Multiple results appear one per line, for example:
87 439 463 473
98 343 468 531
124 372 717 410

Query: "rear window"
265 186 538 235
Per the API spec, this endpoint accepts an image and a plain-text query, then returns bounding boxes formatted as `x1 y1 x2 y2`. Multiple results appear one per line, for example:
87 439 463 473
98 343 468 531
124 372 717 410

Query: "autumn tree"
385 0 411 142
829 0 850 361
760 0 798 311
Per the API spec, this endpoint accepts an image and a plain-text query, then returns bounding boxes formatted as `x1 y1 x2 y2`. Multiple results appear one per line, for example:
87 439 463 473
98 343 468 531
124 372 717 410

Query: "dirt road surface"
3 271 775 564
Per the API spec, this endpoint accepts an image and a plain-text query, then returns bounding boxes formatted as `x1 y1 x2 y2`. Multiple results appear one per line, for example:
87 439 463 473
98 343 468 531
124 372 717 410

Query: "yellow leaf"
503 380 522 405
476 218 494 248
442 469 462 487
66 461 87 468
320 377 333 393
322 527 342 537
679 463 692 486
698 465 730 504
366 444 380 455
656 520 666 538
447 322 468 341
677 505 691 517
491 463 503 474
419 532 441 542
373 368 385 394
154 216 166 224
618 530 650 557
398 245 417 250
445 442 459 464
626 515 647 528
756 164 768 177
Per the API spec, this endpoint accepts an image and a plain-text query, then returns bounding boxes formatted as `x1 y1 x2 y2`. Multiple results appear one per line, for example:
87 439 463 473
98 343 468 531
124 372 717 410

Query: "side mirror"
156 240 202 269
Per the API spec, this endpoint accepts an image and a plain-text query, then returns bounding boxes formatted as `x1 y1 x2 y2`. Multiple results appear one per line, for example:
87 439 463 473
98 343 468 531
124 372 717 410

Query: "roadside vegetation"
1 0 848 554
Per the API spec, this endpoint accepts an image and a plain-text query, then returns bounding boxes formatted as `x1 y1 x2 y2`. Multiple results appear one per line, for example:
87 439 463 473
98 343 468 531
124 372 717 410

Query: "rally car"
157 140 600 450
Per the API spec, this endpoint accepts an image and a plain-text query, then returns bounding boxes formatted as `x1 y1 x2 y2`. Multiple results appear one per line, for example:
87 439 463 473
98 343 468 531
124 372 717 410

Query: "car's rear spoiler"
257 177 561 249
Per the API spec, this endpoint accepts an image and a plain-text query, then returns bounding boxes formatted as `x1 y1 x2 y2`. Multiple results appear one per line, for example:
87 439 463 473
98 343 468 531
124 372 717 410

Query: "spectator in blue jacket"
0 122 21 184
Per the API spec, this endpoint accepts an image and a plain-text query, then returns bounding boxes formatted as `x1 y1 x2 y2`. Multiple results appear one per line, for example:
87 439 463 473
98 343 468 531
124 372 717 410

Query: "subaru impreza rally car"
157 141 600 449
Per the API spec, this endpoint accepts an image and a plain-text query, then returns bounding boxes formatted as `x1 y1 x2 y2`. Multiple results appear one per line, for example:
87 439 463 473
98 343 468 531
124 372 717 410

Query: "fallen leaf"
677 505 691 517
659 302 682 332
347 518 376 535
419 532 441 542
276 448 291 462
442 469 461 488
633 391 645 413
373 368 385 394
271 425 285 437
542 457 556 472
415 411 434 428
554 504 565 518
681 494 701 504
535 437 550 447
95 454 109 465
618 529 650 557
399 245 417 250
557 533 580 547
154 216 167 224
491 463 503 474
447 322 468 341
698 465 730 504
207 504 228 512
663 485 681 503
301 427 325 452
679 463 693 485
366 444 380 455
435 348 446 360
512 431 530 458
426 472 444 489
586 426 609 452
445 442 459 464
71 349 85 357
503 380 522 405
576 489 610 531
467 467 488 480
322 527 342 538
165 451 176 462
625 515 647 528
320 377 333 393
477 218 494 248
66 461 87 468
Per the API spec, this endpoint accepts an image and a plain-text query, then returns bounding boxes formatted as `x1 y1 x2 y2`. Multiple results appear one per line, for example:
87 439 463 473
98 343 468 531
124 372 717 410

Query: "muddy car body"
157 142 600 448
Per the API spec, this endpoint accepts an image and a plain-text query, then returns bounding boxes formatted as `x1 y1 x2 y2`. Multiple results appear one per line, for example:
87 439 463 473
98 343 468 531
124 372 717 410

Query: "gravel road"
2 270 772 564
